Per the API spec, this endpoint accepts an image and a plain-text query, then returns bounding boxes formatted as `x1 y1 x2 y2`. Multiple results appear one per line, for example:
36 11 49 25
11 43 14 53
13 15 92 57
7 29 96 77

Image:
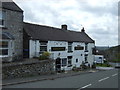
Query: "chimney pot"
61 24 67 30
81 27 85 32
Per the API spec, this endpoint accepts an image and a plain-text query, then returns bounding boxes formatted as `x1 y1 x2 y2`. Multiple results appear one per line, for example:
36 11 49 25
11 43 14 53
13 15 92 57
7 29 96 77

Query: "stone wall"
2 8 23 61
2 59 55 79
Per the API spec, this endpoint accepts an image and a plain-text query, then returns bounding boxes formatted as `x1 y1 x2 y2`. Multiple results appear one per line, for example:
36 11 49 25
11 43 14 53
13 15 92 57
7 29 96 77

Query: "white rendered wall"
87 43 95 66
29 40 35 58
72 42 85 67
48 41 68 59
29 40 95 69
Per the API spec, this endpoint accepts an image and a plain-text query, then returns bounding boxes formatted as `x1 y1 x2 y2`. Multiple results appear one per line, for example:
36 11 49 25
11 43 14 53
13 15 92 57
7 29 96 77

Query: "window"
76 59 78 63
0 41 8 48
51 47 66 51
0 49 8 55
0 41 8 56
68 56 72 67
40 41 47 54
92 48 96 54
68 42 72 53
99 57 102 59
85 43 88 51
0 10 6 27
40 41 47 45
85 56 88 63
62 58 67 67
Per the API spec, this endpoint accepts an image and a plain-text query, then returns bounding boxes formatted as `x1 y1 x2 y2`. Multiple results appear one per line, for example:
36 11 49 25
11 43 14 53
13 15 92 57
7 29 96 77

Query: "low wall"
96 67 114 70
2 59 55 79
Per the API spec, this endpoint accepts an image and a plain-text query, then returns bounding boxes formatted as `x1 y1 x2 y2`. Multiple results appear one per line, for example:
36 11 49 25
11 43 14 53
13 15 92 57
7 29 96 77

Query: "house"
23 23 95 70
1 1 95 70
0 2 23 62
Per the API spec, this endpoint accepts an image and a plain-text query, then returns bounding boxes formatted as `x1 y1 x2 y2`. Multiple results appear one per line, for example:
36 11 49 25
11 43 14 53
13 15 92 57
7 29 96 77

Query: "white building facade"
29 40 95 70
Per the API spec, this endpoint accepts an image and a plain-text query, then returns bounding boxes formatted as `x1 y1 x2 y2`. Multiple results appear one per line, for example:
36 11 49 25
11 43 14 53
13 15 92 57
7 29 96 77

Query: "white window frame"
68 56 72 67
39 41 47 54
68 42 73 53
0 10 6 27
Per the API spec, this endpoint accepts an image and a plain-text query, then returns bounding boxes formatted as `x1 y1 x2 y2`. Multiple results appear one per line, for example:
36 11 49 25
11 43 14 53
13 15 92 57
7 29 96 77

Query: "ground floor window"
0 41 9 56
0 49 8 55
62 58 67 67
68 56 72 67
39 41 47 54
85 55 88 63
76 59 78 63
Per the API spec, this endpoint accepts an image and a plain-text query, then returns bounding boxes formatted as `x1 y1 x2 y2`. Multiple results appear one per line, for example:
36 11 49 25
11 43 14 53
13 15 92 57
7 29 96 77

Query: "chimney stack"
81 27 85 32
61 24 67 30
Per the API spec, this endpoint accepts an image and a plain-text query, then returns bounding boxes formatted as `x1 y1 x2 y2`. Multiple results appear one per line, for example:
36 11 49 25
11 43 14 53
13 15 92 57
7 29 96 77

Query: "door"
55 58 61 72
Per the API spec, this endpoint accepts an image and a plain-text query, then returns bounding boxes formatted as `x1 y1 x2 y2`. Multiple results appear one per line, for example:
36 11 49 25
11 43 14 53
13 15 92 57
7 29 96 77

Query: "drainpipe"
35 41 37 57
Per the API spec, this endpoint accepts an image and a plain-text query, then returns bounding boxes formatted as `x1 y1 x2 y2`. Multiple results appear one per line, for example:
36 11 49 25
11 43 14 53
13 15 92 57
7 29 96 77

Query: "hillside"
105 45 120 62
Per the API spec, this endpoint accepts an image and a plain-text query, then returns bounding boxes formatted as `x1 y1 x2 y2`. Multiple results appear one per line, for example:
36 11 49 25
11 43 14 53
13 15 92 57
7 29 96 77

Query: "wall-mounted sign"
74 46 84 50
51 47 66 51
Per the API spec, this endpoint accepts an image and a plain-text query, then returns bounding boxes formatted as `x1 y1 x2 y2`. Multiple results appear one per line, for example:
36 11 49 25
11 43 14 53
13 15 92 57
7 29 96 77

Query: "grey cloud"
14 0 118 46
77 1 118 17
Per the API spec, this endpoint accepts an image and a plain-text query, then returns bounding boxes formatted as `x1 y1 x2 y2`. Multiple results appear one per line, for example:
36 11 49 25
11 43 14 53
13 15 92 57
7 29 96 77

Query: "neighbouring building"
0 2 23 62
1 1 95 70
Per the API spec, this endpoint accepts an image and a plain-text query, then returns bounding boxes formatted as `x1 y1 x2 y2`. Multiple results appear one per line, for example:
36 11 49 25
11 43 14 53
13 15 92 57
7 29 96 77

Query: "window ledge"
68 51 73 53
0 55 9 58
0 26 7 29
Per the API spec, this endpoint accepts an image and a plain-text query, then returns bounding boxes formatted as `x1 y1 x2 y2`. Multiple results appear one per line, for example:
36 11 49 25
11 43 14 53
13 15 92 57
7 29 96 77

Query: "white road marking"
81 84 92 89
112 73 118 77
98 77 109 82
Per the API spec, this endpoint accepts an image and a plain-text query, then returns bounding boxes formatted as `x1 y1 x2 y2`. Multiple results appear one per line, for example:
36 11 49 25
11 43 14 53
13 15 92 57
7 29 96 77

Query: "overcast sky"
13 0 118 46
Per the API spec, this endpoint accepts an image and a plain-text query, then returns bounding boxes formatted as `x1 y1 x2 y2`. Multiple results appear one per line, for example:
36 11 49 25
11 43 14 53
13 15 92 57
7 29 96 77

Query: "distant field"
109 59 120 62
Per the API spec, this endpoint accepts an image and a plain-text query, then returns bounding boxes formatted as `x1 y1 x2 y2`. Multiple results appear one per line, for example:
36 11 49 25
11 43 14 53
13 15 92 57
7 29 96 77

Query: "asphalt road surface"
3 69 119 89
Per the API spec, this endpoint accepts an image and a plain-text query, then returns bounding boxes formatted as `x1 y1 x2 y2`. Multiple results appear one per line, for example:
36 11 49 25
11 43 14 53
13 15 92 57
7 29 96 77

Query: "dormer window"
0 10 6 27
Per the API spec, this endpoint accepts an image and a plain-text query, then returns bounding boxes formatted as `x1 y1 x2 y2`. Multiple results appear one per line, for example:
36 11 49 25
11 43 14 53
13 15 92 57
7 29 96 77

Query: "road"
3 69 119 89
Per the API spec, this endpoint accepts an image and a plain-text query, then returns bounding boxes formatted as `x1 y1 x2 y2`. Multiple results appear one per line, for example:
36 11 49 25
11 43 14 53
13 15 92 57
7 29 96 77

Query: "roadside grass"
96 63 112 67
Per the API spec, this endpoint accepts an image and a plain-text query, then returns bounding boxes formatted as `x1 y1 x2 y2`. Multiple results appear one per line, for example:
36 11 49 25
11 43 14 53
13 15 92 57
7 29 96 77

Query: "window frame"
0 10 6 27
67 56 72 67
61 58 67 67
68 42 73 53
39 41 47 54
0 40 9 57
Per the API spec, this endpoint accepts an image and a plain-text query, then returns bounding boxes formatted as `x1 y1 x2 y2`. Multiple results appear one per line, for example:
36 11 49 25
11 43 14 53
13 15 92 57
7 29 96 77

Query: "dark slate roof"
24 22 95 43
0 32 14 40
1 1 23 12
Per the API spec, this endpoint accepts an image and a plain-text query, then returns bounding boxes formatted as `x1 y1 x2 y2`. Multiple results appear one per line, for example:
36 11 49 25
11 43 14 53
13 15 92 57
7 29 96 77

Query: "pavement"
2 69 99 86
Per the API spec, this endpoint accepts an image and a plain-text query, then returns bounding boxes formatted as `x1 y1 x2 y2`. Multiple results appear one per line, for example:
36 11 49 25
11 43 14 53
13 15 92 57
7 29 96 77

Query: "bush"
72 66 77 71
61 69 65 73
92 62 96 69
39 52 51 60
80 64 87 69
43 52 51 58
39 55 47 60
80 61 88 69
